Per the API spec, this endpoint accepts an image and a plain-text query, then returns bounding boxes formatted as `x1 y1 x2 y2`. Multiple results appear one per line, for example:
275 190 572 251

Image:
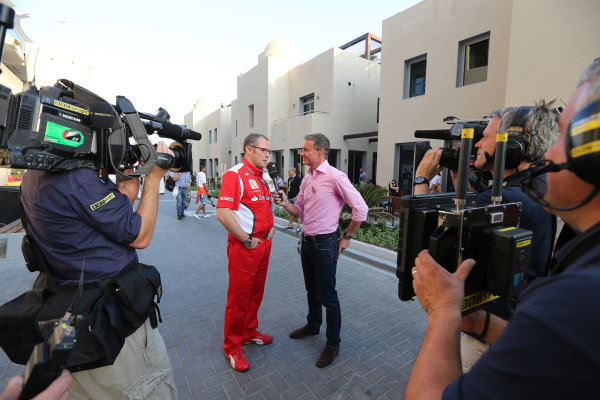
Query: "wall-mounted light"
292 103 296 108
316 95 320 100
347 81 355 87
344 158 348 163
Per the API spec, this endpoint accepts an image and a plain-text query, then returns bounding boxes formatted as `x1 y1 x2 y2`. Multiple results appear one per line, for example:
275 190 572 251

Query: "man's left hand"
267 227 276 240
337 237 350 257
412 250 475 317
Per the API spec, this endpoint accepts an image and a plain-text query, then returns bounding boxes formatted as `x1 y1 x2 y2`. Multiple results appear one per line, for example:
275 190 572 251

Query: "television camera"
397 123 532 314
0 7 200 184
414 116 488 170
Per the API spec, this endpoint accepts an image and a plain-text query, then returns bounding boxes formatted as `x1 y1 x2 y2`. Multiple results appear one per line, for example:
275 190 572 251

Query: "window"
248 104 254 128
457 32 490 86
209 130 212 144
404 55 427 98
300 93 314 115
214 128 218 143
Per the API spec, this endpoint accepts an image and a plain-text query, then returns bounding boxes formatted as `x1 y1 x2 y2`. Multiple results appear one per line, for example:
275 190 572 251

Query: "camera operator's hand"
414 149 443 195
0 370 72 400
416 149 443 180
412 250 475 317
153 142 174 175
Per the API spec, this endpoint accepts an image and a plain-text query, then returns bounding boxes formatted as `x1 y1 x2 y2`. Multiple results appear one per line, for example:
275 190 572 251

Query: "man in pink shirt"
276 133 368 368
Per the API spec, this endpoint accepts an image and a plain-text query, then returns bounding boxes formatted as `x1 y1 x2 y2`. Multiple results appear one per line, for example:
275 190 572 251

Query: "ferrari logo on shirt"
249 179 259 189
90 192 115 210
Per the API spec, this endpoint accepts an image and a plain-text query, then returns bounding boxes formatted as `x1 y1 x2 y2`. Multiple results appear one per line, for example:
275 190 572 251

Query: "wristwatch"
243 236 253 247
413 176 429 186
342 232 353 240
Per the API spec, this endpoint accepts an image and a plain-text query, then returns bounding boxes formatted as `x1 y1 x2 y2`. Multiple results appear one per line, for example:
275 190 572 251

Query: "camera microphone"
153 122 202 142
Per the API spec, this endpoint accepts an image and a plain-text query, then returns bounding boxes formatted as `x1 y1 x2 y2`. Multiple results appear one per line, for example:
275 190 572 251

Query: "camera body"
0 79 201 180
396 193 531 313
414 119 487 170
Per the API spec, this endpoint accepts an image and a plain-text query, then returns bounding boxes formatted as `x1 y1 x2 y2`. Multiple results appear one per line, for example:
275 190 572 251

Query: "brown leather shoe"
289 325 319 339
316 345 339 368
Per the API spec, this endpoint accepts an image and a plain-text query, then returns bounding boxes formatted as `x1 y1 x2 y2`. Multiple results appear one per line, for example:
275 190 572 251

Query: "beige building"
192 36 382 183
186 99 231 180
377 0 600 193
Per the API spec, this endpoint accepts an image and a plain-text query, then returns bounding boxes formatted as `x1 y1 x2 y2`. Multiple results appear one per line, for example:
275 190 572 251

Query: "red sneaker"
226 350 250 372
242 332 273 346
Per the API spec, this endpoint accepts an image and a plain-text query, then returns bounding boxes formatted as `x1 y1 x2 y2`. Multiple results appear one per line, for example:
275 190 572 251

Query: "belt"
302 232 337 241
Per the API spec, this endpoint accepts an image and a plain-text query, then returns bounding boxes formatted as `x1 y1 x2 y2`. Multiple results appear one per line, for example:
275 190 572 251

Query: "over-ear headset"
566 98 600 186
504 106 531 169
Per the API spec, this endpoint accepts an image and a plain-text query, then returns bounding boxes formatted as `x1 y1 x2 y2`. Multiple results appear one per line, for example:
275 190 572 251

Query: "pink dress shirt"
295 160 368 235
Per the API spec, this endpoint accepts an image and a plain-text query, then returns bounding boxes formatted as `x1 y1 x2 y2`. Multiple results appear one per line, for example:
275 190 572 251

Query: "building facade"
191 37 382 184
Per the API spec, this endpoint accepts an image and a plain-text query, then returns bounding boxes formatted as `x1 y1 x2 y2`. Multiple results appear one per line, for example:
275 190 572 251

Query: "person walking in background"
276 133 368 368
169 170 191 219
286 167 303 232
216 133 276 372
194 166 211 219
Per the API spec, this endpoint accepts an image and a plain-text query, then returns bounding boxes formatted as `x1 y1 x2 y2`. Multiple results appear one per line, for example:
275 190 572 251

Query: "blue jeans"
176 187 188 215
300 232 341 348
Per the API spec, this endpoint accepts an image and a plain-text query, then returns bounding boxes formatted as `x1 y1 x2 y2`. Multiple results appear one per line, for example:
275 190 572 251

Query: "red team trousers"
223 232 272 355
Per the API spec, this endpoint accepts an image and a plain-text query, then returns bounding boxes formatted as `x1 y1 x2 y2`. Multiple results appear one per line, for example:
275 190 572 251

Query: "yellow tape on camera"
461 128 474 139
496 133 508 142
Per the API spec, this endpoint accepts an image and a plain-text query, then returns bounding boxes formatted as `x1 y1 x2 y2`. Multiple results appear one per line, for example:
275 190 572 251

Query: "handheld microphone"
267 164 282 202
267 164 279 191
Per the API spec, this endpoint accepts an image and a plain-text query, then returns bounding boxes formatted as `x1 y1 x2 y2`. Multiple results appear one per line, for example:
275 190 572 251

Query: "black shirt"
288 175 302 199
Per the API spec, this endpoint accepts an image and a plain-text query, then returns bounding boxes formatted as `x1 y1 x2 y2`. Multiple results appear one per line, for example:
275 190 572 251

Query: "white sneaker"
193 214 202 220
204 214 211 218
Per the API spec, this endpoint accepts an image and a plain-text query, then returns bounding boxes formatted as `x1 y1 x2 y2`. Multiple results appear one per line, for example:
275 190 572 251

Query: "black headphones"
566 98 600 186
504 106 531 169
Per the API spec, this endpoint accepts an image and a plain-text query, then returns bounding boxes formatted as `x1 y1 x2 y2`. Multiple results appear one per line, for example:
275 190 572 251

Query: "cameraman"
18 142 177 399
406 59 600 400
415 103 559 369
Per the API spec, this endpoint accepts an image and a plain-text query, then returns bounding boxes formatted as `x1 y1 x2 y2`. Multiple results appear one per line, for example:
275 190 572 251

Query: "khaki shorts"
69 318 177 399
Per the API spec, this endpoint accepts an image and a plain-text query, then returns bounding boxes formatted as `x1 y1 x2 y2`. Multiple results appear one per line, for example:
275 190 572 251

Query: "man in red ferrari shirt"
216 133 276 372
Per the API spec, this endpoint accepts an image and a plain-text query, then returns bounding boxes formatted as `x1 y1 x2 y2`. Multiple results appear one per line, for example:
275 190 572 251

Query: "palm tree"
339 183 393 230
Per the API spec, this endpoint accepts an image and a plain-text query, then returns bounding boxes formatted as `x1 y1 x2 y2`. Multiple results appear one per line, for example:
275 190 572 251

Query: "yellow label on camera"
516 239 532 248
496 133 508 142
462 291 500 312
461 128 474 139
53 100 89 116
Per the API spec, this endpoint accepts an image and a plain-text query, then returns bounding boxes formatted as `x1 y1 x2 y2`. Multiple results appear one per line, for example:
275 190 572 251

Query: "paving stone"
0 196 427 398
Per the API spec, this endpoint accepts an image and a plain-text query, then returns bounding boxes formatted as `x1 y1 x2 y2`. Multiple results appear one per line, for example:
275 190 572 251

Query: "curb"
273 216 397 275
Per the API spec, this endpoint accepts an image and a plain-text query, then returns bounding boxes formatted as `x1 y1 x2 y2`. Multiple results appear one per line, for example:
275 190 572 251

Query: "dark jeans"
300 232 341 348
176 187 188 215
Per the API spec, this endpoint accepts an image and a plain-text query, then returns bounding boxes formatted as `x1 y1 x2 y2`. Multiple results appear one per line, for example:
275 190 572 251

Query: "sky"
10 0 422 124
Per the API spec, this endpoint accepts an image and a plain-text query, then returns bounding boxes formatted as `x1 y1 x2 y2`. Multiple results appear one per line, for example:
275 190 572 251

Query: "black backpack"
165 176 175 191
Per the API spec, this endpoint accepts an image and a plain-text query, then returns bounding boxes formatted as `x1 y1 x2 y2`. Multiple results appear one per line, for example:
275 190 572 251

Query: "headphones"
566 98 600 186
504 106 531 169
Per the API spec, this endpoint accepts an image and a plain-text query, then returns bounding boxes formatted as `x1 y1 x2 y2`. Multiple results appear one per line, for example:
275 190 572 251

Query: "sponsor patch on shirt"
220 196 234 202
90 192 115 210
249 179 259 189
251 195 259 201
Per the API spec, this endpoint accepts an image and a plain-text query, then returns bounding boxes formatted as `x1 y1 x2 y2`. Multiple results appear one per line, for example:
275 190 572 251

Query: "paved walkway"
0 194 427 399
